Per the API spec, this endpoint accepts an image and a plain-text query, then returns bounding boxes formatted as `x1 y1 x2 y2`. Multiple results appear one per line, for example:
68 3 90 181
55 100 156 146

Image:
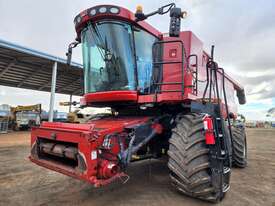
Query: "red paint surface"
84 91 138 103
151 123 163 134
30 116 150 185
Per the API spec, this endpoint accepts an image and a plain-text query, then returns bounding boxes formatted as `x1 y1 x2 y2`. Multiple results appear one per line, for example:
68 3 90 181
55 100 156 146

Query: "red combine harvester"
30 3 247 202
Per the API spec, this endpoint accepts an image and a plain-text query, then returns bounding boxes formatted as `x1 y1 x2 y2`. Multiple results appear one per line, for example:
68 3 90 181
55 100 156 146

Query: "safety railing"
151 40 185 99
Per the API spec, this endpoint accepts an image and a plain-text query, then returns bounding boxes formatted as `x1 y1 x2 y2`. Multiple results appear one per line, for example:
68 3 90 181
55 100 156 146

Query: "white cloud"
249 82 271 95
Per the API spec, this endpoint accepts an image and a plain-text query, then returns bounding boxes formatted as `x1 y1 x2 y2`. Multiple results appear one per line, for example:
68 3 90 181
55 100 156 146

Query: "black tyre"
168 113 228 202
232 126 247 168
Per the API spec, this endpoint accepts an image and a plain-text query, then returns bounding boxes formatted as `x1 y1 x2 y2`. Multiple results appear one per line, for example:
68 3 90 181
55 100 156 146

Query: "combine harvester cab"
30 3 247 202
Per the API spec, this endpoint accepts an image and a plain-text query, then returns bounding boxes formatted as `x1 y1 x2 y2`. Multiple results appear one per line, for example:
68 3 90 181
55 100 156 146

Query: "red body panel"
84 91 138 103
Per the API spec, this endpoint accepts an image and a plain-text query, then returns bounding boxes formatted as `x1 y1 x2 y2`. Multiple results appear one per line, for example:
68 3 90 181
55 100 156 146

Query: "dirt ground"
0 128 274 206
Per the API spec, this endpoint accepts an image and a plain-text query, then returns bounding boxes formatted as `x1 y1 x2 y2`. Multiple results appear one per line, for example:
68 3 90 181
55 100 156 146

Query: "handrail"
151 40 185 100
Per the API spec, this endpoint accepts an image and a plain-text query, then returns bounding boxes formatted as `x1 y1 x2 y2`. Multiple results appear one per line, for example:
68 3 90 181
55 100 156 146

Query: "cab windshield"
81 20 158 94
81 21 136 93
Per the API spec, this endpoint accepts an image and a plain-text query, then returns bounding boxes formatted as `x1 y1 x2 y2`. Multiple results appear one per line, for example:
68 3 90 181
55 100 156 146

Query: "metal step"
223 167 231 174
222 183 230 193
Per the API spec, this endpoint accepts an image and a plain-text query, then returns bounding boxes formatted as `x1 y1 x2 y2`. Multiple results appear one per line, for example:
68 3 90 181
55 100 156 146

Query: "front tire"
167 113 228 202
232 126 247 168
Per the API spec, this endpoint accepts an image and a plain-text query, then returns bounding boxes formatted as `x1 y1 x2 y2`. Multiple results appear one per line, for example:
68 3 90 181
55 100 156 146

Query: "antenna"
211 45 215 61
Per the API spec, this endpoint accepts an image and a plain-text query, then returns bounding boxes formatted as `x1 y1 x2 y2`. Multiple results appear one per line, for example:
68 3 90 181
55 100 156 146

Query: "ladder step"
223 167 231 174
222 183 230 192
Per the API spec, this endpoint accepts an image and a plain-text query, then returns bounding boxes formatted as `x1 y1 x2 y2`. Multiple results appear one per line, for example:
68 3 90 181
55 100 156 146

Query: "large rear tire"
232 126 247 168
168 113 228 202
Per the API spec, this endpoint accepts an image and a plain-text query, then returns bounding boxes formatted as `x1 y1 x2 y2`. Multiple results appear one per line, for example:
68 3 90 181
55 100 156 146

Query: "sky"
0 0 275 120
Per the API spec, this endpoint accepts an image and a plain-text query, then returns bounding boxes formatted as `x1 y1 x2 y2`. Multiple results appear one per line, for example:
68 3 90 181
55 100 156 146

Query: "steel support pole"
48 61 57 122
69 94 72 113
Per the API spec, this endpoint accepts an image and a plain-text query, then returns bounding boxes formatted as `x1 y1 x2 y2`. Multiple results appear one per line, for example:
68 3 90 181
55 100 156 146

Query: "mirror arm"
66 41 79 65
135 3 186 37
135 3 175 22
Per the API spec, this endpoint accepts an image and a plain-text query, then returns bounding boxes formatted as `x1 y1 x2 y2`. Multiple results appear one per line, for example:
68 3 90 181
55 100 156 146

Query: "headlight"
99 7 107 13
89 9 96 16
110 7 119 14
76 16 81 23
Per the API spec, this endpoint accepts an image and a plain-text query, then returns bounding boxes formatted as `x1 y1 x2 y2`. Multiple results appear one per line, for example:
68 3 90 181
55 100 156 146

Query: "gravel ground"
0 128 274 206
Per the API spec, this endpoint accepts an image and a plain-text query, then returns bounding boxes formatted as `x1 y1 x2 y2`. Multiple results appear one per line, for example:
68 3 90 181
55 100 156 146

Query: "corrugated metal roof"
0 39 83 96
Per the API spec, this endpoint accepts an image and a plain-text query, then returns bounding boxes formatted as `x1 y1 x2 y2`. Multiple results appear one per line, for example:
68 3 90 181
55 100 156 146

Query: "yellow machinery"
59 101 111 123
59 101 90 123
11 104 41 130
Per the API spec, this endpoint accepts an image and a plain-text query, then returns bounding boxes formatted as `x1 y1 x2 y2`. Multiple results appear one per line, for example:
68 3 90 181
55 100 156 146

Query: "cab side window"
134 28 158 93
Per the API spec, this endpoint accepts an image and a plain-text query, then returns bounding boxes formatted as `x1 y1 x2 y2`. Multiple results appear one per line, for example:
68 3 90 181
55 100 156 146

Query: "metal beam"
38 70 70 91
48 61 58 122
72 88 83 96
17 66 45 87
0 60 16 78
38 79 53 90
0 38 83 68
56 77 81 93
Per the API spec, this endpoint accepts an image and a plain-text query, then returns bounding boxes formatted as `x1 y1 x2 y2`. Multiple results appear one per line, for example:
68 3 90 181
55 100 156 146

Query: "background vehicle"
60 101 111 123
11 104 41 130
30 4 247 202
41 110 68 122
59 101 86 123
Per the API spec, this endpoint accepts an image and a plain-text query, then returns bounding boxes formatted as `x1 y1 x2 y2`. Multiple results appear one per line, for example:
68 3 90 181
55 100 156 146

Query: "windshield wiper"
88 23 106 60
88 23 120 77
89 23 116 62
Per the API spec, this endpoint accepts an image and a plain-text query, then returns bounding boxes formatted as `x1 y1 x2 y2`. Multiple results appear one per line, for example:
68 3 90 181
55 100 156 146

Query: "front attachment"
30 118 163 187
